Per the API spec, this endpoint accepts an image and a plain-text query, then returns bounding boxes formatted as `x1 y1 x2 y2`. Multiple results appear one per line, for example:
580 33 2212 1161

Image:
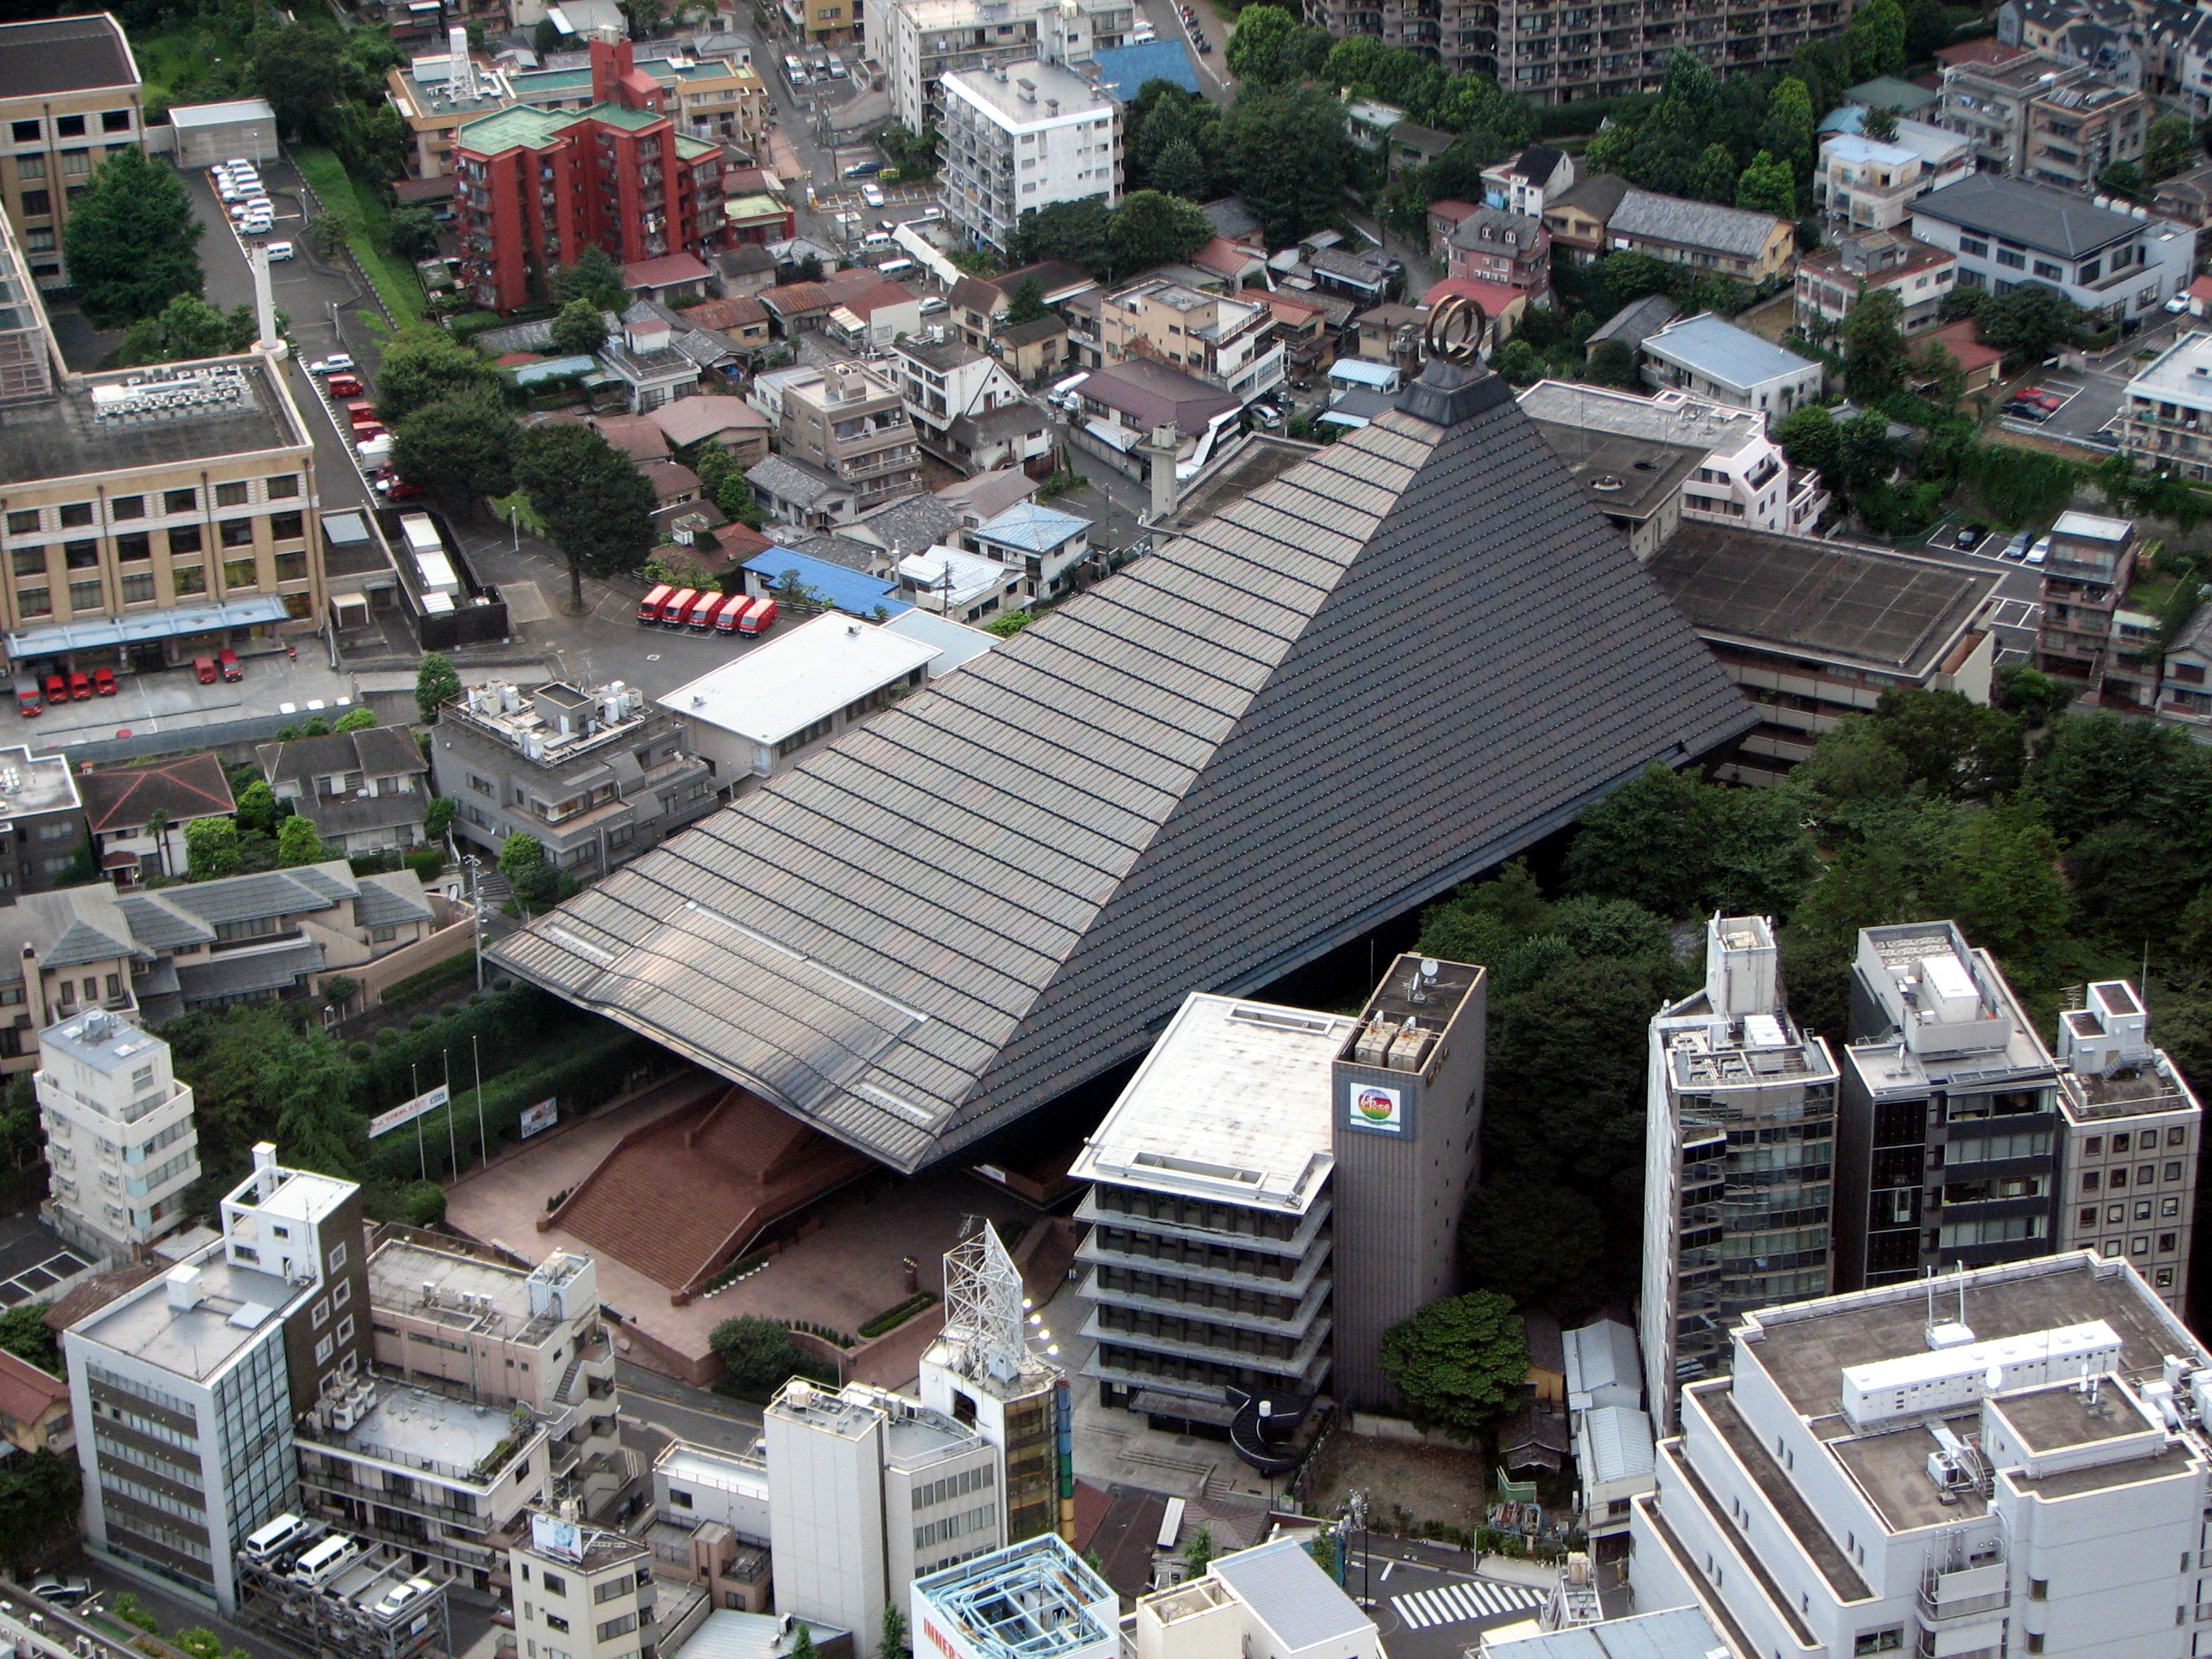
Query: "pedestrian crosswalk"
1390 1578 1546 1629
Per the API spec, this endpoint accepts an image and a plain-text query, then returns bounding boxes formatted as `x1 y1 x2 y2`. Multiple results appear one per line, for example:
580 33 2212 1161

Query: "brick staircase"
551 1087 872 1295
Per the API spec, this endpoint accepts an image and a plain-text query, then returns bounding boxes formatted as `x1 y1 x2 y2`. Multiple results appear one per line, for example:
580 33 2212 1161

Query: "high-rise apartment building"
1835 922 2064 1293
938 61 1120 256
1633 1251 2212 1659
1641 916 1838 1434
37 1008 199 1262
454 38 729 314
2052 980 2199 1317
64 1144 370 1614
1304 0 1848 104
0 15 143 291
881 0 1135 137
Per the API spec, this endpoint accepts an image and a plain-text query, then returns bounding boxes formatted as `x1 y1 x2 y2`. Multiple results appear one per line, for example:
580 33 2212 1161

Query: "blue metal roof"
974 502 1090 555
742 547 912 619
1091 40 1201 102
508 354 599 386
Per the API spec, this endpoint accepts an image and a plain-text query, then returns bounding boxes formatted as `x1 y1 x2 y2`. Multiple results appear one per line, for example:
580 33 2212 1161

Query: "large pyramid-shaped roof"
490 366 1755 1171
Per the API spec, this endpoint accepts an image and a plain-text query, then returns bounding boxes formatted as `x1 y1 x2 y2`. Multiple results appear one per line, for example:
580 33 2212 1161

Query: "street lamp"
462 852 485 990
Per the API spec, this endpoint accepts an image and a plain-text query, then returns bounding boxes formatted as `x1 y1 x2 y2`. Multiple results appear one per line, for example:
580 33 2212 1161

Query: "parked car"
2168 293 2194 314
2028 534 2052 566
843 159 884 178
861 183 886 208
193 656 218 684
1953 522 1988 550
14 686 38 718
312 353 355 375
2002 529 2034 561
41 673 65 704
218 649 242 682
265 240 294 261
377 476 426 501
326 372 362 397
918 295 948 314
92 666 116 696
67 670 90 701
31 1578 90 1607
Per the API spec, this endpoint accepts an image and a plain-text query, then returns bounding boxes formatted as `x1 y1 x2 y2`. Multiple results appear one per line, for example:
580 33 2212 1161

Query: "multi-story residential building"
881 0 1135 134
385 34 515 181
1604 189 1798 283
1132 1539 1378 1659
1794 231 1958 337
0 864 439 1073
1835 922 2065 1293
764 1377 1004 1643
1936 51 2147 184
1444 207 1551 294
894 337 1039 469
0 15 143 291
1634 1251 2212 1659
37 1009 198 1263
78 754 236 890
776 361 923 518
2034 509 2138 696
433 678 717 876
510 1510 657 1659
1910 173 2192 326
2052 979 2199 1317
1813 135 1930 234
364 1236 624 1511
1639 313 1825 416
1517 380 1825 534
452 38 729 315
1481 144 1576 218
1095 279 1284 406
937 61 1119 256
649 1440 771 1614
0 746 88 901
1641 917 1839 1434
2117 328 2212 481
258 727 433 859
1542 172 1633 262
506 49 766 153
1649 523 1997 784
911 1537 1114 1659
64 1144 371 1613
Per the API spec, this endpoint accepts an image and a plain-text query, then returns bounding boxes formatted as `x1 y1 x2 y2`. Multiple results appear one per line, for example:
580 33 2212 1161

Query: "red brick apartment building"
454 38 729 312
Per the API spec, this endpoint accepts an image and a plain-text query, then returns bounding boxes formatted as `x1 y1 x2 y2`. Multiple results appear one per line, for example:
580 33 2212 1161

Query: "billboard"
369 1084 449 1139
530 1510 583 1563
1348 1082 1404 1134
518 1097 558 1139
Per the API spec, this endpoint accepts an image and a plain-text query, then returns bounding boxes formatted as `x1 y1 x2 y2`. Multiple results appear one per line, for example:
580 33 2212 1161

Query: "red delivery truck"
638 584 672 625
690 593 730 632
712 596 746 634
660 587 699 627
736 597 779 636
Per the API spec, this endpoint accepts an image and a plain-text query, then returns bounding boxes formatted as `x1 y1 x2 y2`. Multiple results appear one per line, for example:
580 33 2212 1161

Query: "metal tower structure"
942 1219 1026 1384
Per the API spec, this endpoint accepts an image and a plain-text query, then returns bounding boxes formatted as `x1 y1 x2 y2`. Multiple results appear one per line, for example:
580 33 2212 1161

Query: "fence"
347 917 479 1008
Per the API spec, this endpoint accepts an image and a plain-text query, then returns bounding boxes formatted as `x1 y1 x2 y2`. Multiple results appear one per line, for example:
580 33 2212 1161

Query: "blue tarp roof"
507 354 599 386
743 547 912 619
1091 40 1201 102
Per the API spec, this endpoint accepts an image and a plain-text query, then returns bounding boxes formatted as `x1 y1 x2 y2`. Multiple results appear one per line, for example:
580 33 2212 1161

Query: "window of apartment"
67 580 100 614
58 503 92 529
54 116 83 138
371 926 397 944
15 587 48 617
1996 247 2028 270
218 519 254 549
102 109 132 133
335 1313 354 1343
272 550 306 584
1853 1633 1902 1656
163 488 197 515
329 1240 346 1271
2030 260 2065 282
2110 1167 2128 1188
8 120 36 143
542 1575 568 1598
314 1335 335 1365
172 564 205 596
3 510 36 536
9 549 40 579
59 151 88 179
223 558 256 590
271 511 304 543
214 481 249 509
2164 1196 2182 1217
121 573 154 605
311 1298 329 1330
2085 1136 2104 1155
166 525 202 557
2079 259 2102 282
2171 1126 2189 1145
266 474 300 499
63 539 96 569
18 190 47 217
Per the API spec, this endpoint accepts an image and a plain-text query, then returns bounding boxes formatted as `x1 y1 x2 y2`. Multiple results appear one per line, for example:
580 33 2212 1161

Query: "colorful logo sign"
1350 1084 1404 1133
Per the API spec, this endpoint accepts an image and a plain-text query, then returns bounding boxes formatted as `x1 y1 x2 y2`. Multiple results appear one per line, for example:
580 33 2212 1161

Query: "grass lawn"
294 146 428 326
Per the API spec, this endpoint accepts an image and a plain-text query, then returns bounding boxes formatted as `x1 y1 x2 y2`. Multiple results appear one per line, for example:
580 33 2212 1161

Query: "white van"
289 1534 362 1587
875 257 916 279
861 230 894 250
265 241 294 262
244 1513 311 1563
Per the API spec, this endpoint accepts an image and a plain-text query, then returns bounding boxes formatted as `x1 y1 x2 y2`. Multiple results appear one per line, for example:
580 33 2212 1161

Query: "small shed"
167 98 279 170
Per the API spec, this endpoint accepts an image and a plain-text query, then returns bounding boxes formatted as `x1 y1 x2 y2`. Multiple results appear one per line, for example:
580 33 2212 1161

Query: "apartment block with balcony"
938 61 1119 257
37 1008 197 1263
1794 231 1957 336
385 34 515 180
1096 279 1284 407
1641 917 1839 1434
1835 921 2065 1294
2034 509 2137 695
649 1440 771 1613
2118 328 2212 481
1909 174 2192 326
433 678 716 878
777 361 924 515
1444 207 1551 292
1936 52 2147 183
1813 134 1926 234
1444 0 1848 107
511 1511 661 1659
453 38 728 314
0 15 143 291
504 50 768 152
1631 1252 2212 1659
2052 980 2199 1319
882 0 1135 136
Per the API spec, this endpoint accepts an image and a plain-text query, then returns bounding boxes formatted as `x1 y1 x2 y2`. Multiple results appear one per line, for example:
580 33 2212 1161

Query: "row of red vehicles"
637 585 780 636
16 648 242 716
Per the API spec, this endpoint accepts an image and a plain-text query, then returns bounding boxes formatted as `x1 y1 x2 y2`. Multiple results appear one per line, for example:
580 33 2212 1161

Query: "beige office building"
0 15 143 291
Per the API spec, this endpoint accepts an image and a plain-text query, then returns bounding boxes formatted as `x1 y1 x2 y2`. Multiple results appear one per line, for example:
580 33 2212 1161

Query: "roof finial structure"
1397 293 1509 426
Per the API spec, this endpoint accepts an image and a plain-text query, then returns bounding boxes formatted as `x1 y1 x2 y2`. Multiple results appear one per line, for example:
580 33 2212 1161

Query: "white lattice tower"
941 1218 1025 1382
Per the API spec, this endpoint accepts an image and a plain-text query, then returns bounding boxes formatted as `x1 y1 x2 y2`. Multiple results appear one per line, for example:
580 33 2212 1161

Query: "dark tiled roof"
114 894 218 952
355 873 436 928
0 16 135 96
1511 144 1568 183
1912 173 2149 258
997 315 1067 348
258 728 429 788
297 791 429 837
177 940 326 1002
1548 172 1633 223
492 361 1755 1171
160 869 346 928
1082 359 1240 434
79 754 236 834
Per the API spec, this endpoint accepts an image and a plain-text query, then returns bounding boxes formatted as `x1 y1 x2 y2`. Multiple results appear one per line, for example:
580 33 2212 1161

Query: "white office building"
1134 1537 1380 1659
1632 1250 2212 1659
938 60 1120 255
37 1009 198 1261
880 0 1135 135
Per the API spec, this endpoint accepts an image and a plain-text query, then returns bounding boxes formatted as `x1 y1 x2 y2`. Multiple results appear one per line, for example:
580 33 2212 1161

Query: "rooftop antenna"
941 1219 1027 1386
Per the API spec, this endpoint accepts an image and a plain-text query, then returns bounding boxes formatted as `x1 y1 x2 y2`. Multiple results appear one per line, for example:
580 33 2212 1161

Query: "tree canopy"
1223 4 1331 89
63 148 204 329
514 426 659 610
375 329 499 428
1377 1292 1529 1433
392 393 520 506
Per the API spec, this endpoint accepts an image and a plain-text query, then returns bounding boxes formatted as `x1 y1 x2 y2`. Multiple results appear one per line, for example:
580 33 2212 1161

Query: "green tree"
185 816 242 882
1183 1527 1215 1575
334 707 377 733
1377 1291 1529 1433
1459 1182 1604 1315
1006 196 1114 271
2146 115 2199 184
790 1627 818 1659
533 15 568 55
0 1301 57 1372
1848 0 1907 79
253 23 345 141
550 245 628 314
1563 762 1814 919
118 294 253 365
375 328 498 428
0 1452 80 1573
1492 338 1545 384
514 425 659 610
259 1026 364 1178
1583 337 1639 387
499 831 544 894
710 1315 809 1392
1866 687 2024 799
392 393 519 506
550 296 609 357
715 471 766 530
1150 137 1208 201
1842 286 1909 400
1735 149 1796 218
1764 76 1817 173
1220 86 1356 246
276 816 329 867
1904 0 1952 61
1977 282 2087 364
1690 142 1738 203
424 796 458 843
1993 662 2074 728
63 148 203 329
1003 276 1049 327
387 207 439 261
235 778 285 837
881 1604 910 1659
416 651 462 722
1224 4 1330 88
1860 101 1901 142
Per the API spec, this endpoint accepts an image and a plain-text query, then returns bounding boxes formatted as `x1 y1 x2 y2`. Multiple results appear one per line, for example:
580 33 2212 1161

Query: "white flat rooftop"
657 613 936 745
2125 331 2212 406
658 1441 768 1498
940 58 1109 127
1070 992 1349 1214
73 1249 302 1382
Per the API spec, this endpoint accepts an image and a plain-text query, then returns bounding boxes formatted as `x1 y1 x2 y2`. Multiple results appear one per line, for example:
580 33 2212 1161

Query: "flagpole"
410 1062 426 1183
445 1048 457 1182
474 1034 487 1169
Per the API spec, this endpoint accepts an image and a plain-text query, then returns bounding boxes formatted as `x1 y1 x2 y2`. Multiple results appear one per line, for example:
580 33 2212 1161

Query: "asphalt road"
1336 1540 1551 1659
616 1360 764 1456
